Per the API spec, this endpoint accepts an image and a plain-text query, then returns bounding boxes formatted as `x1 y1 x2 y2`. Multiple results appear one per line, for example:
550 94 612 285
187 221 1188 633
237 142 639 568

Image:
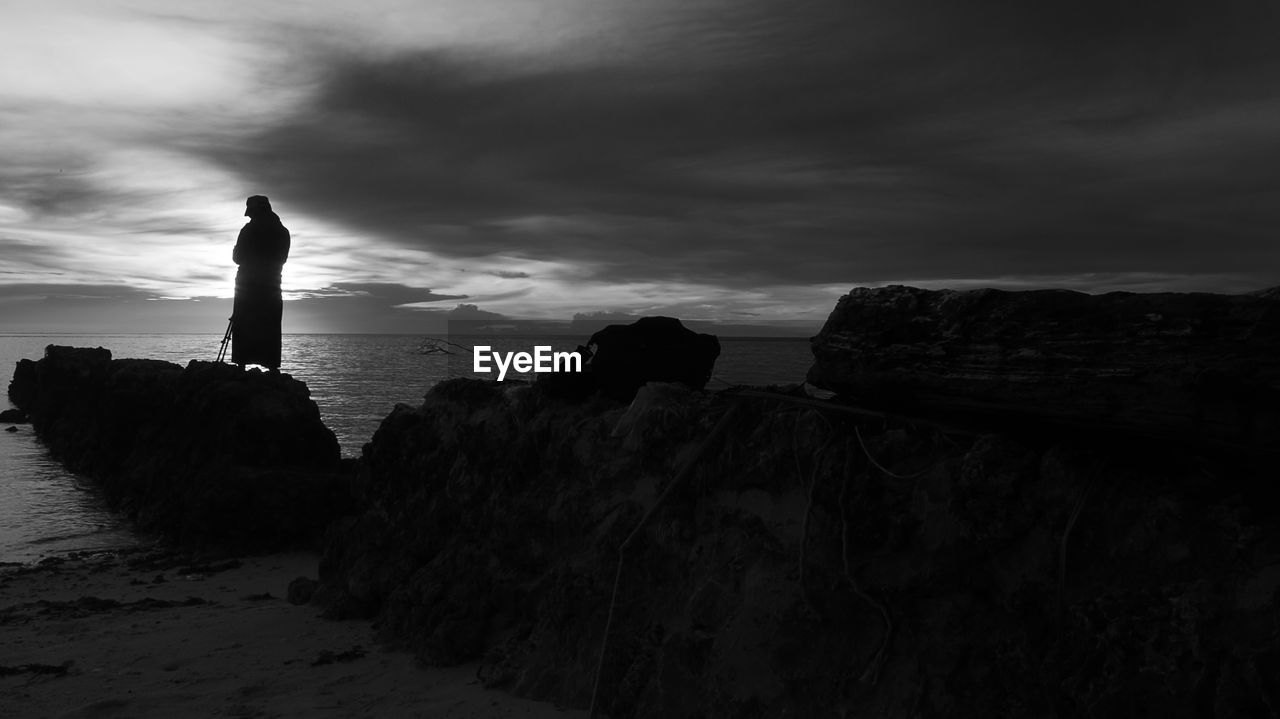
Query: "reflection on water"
0 428 137 562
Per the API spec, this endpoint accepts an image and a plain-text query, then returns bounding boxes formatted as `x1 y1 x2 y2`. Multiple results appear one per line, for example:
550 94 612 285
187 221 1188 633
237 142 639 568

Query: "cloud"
292 282 466 305
3 0 1279 336
282 282 472 332
0 283 161 303
0 237 72 278
0 282 227 333
0 280 474 334
189 0 1280 294
446 303 506 319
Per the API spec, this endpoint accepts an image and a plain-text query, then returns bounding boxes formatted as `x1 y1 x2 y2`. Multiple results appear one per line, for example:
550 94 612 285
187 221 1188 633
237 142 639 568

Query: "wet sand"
0 550 586 719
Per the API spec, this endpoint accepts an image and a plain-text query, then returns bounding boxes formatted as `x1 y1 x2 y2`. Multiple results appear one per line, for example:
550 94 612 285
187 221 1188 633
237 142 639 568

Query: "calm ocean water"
0 333 813 562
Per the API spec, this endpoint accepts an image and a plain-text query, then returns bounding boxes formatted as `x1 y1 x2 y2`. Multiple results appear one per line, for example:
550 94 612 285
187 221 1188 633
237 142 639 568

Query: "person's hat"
245 195 271 216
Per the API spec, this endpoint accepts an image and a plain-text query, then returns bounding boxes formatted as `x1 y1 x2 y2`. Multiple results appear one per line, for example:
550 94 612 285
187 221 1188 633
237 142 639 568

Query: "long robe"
231 212 290 369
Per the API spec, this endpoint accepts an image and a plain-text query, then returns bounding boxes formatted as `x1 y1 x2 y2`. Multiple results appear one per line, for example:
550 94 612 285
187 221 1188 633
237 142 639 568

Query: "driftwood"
806 285 1280 452
414 337 470 355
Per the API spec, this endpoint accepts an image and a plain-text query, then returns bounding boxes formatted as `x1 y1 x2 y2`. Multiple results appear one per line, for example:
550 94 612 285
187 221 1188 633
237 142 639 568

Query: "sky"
1 0 1278 333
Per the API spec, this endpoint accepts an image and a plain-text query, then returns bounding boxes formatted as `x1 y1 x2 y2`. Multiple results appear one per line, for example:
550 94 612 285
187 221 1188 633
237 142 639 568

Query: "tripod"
216 317 233 363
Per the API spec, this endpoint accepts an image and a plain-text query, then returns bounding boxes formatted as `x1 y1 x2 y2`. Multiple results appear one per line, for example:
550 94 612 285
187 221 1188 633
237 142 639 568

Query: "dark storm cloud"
204 0 1280 290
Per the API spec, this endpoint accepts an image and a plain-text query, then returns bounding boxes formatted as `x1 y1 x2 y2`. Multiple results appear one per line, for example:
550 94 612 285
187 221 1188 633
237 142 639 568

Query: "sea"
0 333 814 562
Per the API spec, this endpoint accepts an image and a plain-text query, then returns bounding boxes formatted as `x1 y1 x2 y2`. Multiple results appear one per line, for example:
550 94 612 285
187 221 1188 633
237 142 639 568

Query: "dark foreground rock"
808 285 1280 453
8 346 352 551
317 376 1278 718
588 317 721 402
542 316 721 403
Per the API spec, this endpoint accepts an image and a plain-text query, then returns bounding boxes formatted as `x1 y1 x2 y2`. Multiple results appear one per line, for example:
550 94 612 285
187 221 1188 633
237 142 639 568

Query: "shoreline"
0 547 587 719
0 423 139 566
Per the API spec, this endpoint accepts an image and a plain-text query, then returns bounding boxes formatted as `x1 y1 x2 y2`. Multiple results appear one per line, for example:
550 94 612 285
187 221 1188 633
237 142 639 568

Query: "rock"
1249 285 1280 301
6 345 353 551
312 362 1279 717
0 408 27 423
584 316 721 402
610 382 695 451
4 426 16 433
287 576 319 605
807 285 1280 452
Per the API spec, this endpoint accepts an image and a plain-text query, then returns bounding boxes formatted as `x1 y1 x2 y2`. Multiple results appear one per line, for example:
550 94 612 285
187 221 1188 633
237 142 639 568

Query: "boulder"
584 316 721 402
0 408 27 423
807 285 1280 452
287 576 320 605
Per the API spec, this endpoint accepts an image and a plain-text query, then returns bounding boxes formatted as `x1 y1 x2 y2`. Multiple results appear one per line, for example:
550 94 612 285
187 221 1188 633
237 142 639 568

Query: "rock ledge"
8 346 352 551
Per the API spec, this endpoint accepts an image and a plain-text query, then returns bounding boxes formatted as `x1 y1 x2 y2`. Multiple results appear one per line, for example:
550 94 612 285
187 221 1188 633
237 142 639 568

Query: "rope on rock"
854 424 937 483
839 443 894 686
796 425 837 609
1057 467 1098 638
588 402 742 718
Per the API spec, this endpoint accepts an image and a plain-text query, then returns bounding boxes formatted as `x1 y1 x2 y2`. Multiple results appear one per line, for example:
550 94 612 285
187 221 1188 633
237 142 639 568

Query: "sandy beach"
0 549 587 719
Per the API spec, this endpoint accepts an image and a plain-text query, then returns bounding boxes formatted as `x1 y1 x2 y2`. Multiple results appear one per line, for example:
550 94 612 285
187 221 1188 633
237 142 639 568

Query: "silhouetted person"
232 195 290 371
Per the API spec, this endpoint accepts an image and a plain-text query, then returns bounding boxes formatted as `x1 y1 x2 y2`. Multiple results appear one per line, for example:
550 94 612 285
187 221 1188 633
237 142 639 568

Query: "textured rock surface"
8 345 352 551
808 285 1280 451
317 376 1279 717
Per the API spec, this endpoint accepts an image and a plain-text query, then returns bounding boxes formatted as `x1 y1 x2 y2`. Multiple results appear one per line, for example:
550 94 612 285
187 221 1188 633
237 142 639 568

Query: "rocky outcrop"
8 346 352 551
542 316 721 403
808 286 1280 452
316 376 1279 717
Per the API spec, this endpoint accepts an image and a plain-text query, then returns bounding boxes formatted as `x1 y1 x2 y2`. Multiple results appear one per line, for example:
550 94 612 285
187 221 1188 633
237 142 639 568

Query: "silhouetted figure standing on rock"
232 195 290 372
